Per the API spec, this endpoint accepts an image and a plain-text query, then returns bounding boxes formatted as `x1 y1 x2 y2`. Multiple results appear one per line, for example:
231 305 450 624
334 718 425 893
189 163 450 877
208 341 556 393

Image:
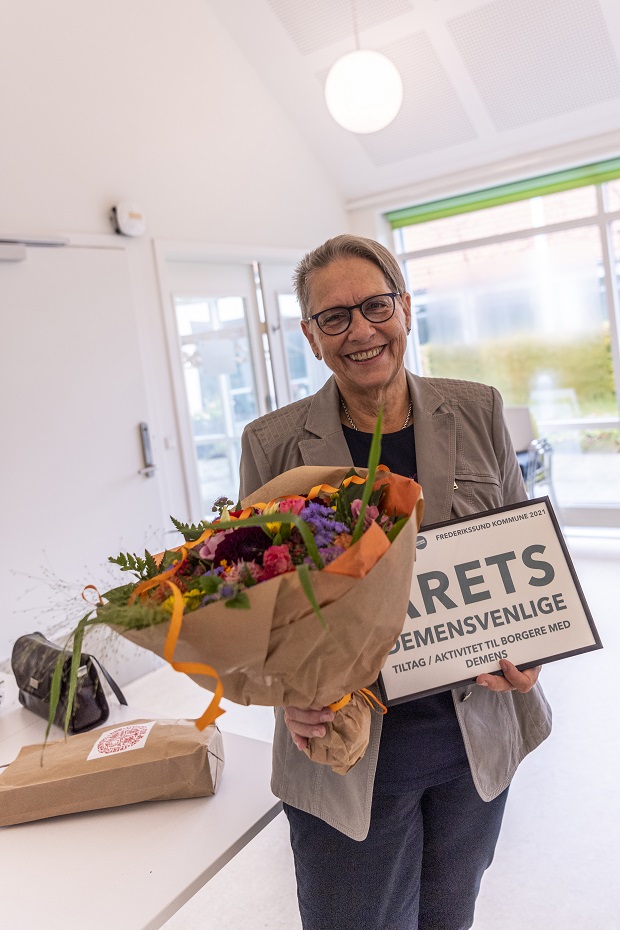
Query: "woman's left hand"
477 659 541 693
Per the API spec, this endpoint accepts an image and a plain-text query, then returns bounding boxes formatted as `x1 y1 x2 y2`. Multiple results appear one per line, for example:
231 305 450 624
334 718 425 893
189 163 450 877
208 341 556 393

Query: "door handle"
139 421 157 478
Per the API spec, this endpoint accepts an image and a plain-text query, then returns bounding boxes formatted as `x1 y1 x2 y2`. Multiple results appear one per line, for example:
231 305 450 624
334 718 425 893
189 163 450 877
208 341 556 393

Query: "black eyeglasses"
307 293 398 335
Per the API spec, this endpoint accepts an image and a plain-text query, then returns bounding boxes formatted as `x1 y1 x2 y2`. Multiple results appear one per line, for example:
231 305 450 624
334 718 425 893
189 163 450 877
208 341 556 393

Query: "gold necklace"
340 395 413 431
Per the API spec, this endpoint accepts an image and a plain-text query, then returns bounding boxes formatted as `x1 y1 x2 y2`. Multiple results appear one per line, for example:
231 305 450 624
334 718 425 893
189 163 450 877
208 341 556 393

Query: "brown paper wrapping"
302 690 372 775
0 718 223 827
115 466 424 771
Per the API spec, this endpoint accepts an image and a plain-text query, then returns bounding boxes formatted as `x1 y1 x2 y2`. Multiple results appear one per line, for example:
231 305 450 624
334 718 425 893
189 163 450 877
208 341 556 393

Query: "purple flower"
317 545 345 566
299 501 347 548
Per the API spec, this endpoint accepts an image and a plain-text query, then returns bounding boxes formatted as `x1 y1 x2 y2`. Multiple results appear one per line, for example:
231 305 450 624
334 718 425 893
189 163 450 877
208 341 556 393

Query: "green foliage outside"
580 428 620 453
421 327 617 419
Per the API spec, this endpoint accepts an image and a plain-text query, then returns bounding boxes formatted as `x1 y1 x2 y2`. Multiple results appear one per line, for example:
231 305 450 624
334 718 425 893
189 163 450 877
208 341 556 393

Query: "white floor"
162 531 620 930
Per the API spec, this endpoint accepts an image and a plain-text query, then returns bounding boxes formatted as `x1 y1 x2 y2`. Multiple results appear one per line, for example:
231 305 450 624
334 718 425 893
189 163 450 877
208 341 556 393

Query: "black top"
342 424 469 792
343 423 418 481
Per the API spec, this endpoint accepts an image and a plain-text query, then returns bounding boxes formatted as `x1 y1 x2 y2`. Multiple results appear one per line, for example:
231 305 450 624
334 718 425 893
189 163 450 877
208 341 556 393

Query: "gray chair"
503 406 560 515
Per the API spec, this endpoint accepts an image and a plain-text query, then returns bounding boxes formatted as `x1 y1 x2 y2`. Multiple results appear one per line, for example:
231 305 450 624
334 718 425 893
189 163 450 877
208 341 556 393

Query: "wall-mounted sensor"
110 202 146 237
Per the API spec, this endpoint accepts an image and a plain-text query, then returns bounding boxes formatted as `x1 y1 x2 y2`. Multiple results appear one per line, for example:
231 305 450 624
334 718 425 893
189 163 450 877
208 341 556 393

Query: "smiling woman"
298 247 412 434
238 234 551 930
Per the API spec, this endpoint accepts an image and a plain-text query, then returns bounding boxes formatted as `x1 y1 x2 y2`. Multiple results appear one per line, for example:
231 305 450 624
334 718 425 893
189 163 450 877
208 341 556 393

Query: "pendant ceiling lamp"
324 1 403 134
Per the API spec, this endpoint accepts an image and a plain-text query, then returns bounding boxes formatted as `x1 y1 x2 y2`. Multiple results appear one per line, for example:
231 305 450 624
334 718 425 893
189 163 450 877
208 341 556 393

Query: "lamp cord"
351 0 360 51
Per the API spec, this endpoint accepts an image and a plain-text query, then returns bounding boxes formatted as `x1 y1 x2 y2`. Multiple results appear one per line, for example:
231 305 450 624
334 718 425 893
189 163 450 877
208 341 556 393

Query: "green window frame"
386 156 620 229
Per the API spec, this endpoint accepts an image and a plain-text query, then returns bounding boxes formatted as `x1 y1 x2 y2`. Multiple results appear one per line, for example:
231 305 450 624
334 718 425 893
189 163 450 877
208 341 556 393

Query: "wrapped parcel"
0 718 223 826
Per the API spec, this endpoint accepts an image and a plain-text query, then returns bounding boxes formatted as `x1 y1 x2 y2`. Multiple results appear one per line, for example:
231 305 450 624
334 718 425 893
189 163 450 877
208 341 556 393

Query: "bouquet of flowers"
52 420 424 773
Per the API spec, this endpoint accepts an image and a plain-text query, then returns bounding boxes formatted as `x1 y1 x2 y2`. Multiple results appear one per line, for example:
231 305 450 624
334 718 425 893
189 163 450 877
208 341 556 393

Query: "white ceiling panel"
267 0 414 55
447 0 620 131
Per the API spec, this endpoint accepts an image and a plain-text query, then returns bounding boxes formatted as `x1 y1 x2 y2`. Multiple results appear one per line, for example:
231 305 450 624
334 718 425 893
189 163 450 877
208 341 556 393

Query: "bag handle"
88 655 128 706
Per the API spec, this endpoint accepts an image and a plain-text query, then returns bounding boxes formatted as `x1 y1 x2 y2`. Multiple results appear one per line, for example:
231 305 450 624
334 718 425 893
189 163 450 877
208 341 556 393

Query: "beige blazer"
239 372 552 840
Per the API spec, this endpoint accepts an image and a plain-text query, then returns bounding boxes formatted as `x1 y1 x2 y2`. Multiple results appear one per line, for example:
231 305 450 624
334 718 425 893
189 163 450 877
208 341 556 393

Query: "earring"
314 352 321 360
406 328 411 335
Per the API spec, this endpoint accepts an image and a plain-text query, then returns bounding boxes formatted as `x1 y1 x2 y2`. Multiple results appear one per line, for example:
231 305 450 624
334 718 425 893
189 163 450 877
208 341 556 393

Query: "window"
390 162 620 524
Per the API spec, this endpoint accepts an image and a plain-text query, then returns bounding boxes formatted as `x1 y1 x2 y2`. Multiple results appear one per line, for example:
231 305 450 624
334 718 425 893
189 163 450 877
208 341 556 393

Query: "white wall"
0 0 347 664
0 0 345 245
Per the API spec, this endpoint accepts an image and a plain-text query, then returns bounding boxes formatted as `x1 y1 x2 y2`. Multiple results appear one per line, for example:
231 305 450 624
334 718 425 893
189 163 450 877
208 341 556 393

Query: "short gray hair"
293 234 406 321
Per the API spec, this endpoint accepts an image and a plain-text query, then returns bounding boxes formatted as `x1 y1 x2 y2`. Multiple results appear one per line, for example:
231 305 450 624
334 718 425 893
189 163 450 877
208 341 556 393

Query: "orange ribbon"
82 584 104 606
159 580 225 730
357 688 388 714
328 694 352 712
307 466 390 501
129 558 225 731
307 475 364 500
328 688 387 715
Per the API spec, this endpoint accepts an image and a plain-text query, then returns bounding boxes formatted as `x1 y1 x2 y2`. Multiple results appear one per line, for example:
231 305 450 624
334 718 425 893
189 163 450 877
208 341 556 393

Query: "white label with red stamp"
87 722 156 761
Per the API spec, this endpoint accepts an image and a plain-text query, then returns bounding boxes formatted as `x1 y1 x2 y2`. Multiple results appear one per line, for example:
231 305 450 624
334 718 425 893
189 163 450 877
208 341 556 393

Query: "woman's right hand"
283 705 335 750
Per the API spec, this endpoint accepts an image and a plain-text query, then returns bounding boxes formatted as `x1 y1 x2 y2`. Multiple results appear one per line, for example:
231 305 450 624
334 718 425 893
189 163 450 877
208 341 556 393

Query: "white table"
0 668 282 930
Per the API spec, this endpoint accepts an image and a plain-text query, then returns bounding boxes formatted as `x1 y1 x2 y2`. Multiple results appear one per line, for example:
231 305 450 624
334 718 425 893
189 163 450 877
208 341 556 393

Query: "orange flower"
332 532 353 550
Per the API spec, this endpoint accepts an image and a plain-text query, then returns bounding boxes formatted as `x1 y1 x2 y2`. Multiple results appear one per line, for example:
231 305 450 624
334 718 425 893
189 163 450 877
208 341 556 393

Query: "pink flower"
350 499 380 530
262 544 294 579
199 529 232 561
278 496 306 516
227 560 265 585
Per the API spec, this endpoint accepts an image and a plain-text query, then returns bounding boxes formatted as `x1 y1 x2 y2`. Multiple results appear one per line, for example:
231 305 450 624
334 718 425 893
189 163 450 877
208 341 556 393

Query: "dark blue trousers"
284 771 508 930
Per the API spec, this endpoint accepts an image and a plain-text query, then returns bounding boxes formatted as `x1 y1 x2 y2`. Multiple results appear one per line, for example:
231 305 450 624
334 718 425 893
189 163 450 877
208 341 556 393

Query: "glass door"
165 260 270 516
259 262 330 408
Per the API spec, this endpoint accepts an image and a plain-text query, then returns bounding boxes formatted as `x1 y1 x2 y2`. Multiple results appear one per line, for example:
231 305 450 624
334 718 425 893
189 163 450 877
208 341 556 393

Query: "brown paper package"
0 718 224 827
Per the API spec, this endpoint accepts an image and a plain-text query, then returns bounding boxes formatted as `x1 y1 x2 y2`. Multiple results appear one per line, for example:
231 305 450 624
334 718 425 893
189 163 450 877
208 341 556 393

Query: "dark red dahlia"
213 526 271 566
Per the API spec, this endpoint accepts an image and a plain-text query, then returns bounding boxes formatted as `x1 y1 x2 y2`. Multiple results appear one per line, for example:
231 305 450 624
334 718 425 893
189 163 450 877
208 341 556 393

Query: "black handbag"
11 632 128 734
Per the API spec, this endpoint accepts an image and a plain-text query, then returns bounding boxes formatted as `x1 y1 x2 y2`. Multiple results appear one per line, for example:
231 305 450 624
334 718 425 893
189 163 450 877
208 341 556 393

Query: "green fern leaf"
144 550 159 578
170 515 210 541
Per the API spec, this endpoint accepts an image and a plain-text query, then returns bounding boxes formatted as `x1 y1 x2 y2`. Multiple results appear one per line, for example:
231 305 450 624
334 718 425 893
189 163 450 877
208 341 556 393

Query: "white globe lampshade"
325 49 403 134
